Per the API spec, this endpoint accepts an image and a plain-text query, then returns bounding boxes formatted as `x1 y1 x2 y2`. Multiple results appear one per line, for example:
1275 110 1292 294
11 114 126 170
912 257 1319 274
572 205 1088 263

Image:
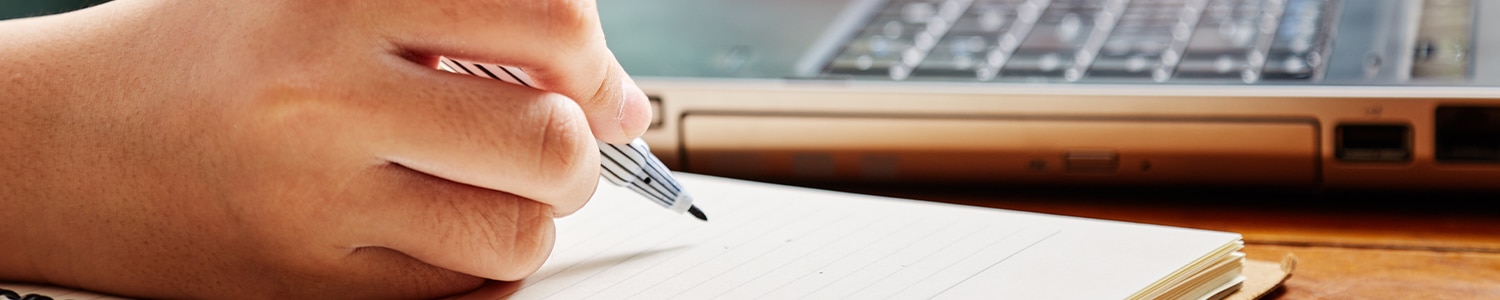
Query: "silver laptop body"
600 0 1500 191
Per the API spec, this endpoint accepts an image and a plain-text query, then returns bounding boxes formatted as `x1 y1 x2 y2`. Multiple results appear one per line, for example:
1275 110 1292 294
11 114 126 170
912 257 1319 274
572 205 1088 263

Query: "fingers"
514 50 650 144
352 164 558 282
345 56 600 216
369 0 653 143
440 58 651 144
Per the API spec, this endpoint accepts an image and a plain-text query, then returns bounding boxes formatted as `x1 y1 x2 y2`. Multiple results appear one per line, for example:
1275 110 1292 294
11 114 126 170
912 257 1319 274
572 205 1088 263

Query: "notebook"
2 173 1290 299
597 0 1500 191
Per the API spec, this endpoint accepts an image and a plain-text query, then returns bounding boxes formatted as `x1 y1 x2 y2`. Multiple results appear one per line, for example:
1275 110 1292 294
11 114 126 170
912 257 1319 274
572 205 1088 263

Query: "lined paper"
505 173 1242 299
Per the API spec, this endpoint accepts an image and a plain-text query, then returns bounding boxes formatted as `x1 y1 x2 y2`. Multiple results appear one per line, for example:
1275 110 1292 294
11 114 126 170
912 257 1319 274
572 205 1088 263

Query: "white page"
505 173 1241 300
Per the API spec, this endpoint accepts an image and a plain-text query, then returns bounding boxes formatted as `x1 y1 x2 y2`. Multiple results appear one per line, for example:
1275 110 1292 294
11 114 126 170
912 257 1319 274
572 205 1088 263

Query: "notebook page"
507 173 1241 299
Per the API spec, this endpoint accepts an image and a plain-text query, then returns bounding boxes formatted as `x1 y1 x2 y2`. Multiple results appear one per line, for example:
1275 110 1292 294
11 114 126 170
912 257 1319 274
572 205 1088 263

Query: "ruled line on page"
510 185 1061 300
700 216 936 299
517 198 789 299
653 213 911 299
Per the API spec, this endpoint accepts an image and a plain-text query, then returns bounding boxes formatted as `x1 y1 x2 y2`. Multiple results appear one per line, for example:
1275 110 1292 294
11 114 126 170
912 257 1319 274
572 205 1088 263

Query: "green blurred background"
1 0 111 20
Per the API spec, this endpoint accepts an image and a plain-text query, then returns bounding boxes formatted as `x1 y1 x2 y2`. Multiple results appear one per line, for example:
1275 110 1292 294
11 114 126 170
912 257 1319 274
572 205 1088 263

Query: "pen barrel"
437 57 694 213
599 139 694 212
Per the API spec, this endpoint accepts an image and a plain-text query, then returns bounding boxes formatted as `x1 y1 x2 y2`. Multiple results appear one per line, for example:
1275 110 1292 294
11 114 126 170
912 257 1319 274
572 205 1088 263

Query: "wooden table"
798 183 1500 299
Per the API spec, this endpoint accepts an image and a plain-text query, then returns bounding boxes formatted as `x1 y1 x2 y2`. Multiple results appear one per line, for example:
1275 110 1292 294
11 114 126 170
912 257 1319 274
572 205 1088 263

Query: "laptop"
596 0 1500 191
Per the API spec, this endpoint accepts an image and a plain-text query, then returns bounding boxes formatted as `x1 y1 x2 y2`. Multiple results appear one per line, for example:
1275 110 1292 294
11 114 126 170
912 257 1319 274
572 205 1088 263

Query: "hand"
0 0 650 298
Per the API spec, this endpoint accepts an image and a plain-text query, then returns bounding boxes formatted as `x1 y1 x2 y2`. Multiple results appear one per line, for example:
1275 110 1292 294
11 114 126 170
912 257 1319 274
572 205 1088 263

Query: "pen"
436 57 707 221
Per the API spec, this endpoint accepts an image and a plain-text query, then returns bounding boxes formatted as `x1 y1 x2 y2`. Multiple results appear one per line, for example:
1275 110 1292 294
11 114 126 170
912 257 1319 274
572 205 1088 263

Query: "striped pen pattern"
436 57 704 220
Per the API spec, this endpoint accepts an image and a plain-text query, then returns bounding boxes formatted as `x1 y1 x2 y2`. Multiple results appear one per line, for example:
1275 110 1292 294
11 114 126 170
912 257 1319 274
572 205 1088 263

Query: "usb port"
1336 124 1410 162
1436 106 1500 162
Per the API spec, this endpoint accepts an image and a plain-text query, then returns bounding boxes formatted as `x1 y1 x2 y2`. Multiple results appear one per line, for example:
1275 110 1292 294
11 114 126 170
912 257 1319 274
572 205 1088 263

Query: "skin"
0 0 651 298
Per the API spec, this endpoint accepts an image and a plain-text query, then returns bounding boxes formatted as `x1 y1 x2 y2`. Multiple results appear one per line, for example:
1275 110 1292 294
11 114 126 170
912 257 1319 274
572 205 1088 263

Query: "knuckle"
583 67 620 108
532 95 598 187
485 197 556 281
530 94 600 215
536 0 604 44
542 0 598 26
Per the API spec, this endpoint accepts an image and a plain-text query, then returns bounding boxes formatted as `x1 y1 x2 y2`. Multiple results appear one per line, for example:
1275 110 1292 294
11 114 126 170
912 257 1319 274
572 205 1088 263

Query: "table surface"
799 183 1500 300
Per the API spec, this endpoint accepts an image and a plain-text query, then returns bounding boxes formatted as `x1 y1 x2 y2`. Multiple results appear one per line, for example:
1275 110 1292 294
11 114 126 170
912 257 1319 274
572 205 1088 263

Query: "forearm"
0 14 62 285
0 5 138 286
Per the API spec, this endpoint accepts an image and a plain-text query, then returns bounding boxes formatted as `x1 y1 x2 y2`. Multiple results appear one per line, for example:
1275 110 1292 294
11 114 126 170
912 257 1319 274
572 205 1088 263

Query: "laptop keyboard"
823 0 1338 83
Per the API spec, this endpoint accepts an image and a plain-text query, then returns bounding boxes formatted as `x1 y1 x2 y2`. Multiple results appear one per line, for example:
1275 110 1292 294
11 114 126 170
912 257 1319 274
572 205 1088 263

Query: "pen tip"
688 205 708 222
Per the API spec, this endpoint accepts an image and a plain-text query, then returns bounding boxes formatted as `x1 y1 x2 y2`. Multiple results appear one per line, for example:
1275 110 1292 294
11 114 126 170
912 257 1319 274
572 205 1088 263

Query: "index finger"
371 0 652 143
440 54 649 144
